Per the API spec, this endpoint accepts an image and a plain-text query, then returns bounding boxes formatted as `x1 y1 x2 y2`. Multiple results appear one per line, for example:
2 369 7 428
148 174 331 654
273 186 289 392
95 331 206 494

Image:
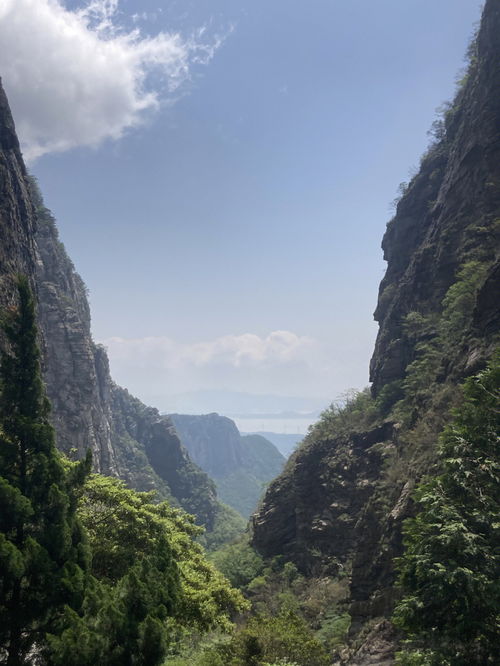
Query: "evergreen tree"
47 473 246 666
0 276 90 665
393 353 500 665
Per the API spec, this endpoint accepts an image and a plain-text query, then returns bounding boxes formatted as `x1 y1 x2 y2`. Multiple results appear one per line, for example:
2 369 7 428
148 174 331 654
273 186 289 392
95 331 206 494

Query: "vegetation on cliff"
394 354 500 665
0 277 91 664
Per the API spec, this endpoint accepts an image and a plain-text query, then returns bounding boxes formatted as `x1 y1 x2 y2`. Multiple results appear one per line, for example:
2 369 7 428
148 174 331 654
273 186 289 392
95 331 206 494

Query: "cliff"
0 86 218 528
252 0 500 660
0 79 37 313
169 413 285 517
370 0 500 392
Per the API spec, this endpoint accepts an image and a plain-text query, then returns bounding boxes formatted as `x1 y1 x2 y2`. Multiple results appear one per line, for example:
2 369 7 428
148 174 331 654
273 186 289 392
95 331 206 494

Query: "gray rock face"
0 81 218 527
170 413 244 478
0 78 37 310
370 0 500 393
34 194 117 474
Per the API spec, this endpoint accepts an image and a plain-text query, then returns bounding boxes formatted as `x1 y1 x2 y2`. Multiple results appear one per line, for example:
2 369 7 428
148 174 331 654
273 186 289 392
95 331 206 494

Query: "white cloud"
0 0 221 160
101 331 326 408
99 328 375 413
104 330 316 370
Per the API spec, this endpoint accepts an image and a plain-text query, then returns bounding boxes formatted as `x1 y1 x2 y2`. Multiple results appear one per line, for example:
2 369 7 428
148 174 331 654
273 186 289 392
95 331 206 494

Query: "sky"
0 0 484 415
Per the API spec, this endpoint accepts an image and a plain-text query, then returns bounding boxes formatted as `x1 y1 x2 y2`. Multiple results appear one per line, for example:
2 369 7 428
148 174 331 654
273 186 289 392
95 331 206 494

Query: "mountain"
252 0 500 660
169 413 285 518
242 431 303 458
0 83 218 528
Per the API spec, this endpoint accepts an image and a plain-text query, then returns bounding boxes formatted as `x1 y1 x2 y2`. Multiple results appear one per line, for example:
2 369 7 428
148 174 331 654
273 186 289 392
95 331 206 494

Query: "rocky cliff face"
33 189 118 474
252 0 500 658
0 84 218 527
370 0 500 393
0 79 37 312
170 413 285 517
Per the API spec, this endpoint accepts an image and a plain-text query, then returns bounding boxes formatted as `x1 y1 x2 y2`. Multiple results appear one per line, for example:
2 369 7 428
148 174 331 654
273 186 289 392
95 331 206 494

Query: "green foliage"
395 648 445 665
49 474 247 665
393 354 500 664
314 611 350 650
80 474 248 630
0 276 91 664
308 388 379 443
374 380 405 415
164 609 329 666
210 538 264 589
439 261 489 347
216 468 268 519
200 502 246 552
234 610 330 666
394 260 492 423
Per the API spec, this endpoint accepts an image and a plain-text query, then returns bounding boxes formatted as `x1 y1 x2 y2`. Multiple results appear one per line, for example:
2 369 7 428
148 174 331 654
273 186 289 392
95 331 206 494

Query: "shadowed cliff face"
252 0 500 654
370 0 500 393
0 83 218 527
0 78 37 309
33 190 118 475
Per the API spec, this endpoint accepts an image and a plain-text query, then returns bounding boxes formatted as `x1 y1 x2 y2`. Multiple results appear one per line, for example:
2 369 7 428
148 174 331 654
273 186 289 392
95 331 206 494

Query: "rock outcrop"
370 0 500 392
170 413 285 517
0 78 37 312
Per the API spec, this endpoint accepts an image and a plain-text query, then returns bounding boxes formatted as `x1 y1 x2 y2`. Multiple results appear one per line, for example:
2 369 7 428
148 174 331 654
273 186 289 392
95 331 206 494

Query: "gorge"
0 0 499 664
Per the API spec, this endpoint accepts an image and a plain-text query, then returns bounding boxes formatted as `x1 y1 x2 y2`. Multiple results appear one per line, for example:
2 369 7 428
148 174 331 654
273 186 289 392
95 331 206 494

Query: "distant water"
232 416 316 435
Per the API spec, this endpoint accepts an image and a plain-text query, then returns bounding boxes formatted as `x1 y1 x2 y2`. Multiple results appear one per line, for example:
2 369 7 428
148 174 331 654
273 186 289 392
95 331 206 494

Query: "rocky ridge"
0 80 37 319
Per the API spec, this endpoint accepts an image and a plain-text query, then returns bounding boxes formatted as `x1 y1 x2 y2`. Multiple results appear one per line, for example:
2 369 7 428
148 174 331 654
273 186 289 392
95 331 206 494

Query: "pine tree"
0 276 90 665
393 353 500 665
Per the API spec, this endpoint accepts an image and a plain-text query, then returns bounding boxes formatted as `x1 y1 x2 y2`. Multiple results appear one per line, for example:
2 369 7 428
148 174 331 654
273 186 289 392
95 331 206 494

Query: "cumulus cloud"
101 330 325 408
0 0 221 160
104 330 315 370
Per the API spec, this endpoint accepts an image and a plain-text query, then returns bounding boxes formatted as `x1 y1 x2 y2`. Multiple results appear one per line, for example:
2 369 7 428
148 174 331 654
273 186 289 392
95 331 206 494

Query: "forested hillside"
170 413 285 517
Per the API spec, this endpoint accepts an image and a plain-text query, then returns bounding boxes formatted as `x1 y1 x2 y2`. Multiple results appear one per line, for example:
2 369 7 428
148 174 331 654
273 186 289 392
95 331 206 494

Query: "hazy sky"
0 0 483 413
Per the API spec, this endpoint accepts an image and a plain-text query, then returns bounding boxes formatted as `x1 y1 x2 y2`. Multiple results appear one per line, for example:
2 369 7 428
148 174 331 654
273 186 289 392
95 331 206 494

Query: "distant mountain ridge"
241 432 304 458
169 413 285 517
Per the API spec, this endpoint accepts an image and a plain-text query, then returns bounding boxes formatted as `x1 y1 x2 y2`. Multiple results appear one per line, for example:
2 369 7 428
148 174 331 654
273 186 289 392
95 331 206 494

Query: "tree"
78 474 247 631
48 474 248 666
0 276 90 665
393 353 500 665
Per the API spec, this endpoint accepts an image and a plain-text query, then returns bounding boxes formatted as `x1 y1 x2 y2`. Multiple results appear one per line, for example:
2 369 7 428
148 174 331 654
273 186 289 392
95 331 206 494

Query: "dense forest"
0 0 499 664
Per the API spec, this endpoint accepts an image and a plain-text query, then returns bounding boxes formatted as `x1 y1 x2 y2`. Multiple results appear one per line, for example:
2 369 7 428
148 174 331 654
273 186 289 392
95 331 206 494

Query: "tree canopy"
0 276 90 665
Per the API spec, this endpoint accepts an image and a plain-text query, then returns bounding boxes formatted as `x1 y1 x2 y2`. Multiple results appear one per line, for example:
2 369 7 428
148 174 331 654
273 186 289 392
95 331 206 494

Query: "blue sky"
0 0 483 413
